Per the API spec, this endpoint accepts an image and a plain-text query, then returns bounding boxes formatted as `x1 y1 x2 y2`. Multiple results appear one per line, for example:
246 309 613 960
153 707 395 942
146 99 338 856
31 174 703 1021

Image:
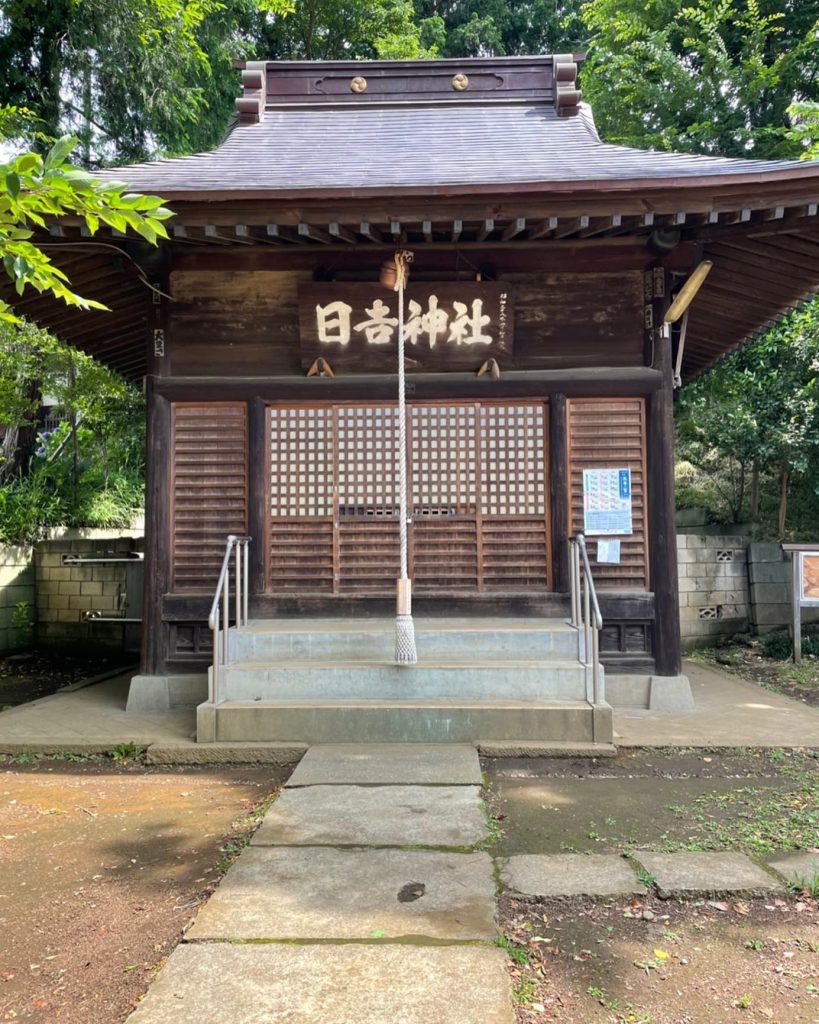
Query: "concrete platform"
286 742 482 786
187 846 497 941
251 784 486 848
633 851 785 897
767 852 819 886
500 853 646 897
199 698 605 744
614 659 819 747
125 943 514 1024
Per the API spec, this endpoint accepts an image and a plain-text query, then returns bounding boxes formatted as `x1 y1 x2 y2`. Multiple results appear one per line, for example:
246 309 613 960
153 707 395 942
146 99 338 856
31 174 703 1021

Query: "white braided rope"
397 267 409 582
394 254 417 665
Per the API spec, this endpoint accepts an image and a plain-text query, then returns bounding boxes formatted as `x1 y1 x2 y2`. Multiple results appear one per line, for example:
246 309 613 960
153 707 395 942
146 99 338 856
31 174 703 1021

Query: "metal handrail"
208 534 251 704
569 532 604 705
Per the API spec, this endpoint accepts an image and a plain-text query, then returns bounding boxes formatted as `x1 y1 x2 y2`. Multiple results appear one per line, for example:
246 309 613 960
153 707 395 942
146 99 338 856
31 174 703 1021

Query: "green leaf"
5 172 20 199
44 135 78 171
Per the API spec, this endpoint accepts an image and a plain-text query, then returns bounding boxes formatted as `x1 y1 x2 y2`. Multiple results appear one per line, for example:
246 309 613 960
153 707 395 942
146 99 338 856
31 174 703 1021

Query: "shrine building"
9 55 819 748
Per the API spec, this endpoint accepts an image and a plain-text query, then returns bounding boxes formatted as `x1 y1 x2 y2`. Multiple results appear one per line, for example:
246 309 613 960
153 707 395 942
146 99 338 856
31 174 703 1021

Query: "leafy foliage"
580 0 819 158
0 132 172 323
0 320 144 542
675 298 819 537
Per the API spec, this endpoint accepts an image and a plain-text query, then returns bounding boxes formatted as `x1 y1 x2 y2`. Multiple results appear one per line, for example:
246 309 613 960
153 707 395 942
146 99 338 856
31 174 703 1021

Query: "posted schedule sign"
582 468 633 536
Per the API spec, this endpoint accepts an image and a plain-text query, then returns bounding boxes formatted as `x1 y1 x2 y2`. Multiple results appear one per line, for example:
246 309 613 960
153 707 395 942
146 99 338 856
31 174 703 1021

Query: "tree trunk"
749 462 760 522
778 462 789 540
0 380 41 482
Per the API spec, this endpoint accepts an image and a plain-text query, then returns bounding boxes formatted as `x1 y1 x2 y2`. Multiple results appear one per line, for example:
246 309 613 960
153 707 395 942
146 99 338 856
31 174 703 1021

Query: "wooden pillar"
549 393 569 592
248 398 267 597
647 323 682 676
141 378 171 675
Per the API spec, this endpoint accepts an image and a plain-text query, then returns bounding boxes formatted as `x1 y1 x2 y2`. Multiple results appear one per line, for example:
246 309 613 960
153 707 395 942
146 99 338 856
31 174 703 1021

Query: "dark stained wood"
248 399 268 596
567 397 649 590
142 380 171 675
170 403 248 592
298 282 515 373
549 394 569 592
647 318 682 676
154 367 664 401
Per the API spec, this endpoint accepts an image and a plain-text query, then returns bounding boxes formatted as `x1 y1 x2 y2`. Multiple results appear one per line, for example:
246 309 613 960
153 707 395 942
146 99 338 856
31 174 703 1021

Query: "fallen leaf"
707 900 728 912
653 949 669 961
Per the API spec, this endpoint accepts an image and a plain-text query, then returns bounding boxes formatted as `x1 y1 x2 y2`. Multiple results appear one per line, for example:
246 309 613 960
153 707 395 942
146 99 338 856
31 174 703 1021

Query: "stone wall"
34 531 143 650
0 545 35 653
677 534 751 652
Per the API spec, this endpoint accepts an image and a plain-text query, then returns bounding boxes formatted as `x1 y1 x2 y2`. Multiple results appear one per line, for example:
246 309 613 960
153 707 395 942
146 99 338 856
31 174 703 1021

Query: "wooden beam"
422 220 433 243
647 327 682 676
248 398 267 597
528 217 558 240
298 222 332 244
476 219 495 242
329 222 357 244
390 220 406 243
451 219 463 243
501 217 526 241
553 215 589 239
549 393 569 593
762 206 785 221
578 214 621 238
359 222 383 244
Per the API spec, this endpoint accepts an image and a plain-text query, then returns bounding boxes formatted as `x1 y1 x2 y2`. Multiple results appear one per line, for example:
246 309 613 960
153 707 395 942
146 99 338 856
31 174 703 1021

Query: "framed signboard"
582 468 633 536
298 282 514 372
798 552 819 606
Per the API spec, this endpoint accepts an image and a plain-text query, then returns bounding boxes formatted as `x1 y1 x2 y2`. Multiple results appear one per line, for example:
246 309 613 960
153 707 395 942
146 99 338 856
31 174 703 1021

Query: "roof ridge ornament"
235 60 267 124
553 54 580 117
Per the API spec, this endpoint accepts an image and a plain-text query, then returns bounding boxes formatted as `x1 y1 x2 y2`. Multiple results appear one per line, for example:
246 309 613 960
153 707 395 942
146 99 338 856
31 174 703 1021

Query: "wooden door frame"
264 396 552 599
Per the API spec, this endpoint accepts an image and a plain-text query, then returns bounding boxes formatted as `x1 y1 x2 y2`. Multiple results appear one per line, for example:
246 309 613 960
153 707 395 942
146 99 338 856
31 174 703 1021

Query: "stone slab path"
126 743 514 1024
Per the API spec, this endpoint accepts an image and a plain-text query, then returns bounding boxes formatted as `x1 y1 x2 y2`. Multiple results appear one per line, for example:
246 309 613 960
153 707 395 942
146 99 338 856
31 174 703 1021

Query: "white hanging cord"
394 249 417 665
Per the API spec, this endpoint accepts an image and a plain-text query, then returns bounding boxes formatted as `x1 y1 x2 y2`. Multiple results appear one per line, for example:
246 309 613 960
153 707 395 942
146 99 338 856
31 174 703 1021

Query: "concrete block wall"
34 531 142 648
0 545 35 653
677 535 751 652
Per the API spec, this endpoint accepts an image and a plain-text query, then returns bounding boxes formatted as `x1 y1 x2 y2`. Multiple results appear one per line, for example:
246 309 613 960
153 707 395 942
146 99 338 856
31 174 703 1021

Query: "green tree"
676 299 819 538
0 131 172 324
580 0 819 157
411 1 584 58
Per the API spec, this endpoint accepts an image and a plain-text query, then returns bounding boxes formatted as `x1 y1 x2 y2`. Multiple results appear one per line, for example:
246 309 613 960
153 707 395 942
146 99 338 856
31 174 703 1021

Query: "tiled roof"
101 102 817 197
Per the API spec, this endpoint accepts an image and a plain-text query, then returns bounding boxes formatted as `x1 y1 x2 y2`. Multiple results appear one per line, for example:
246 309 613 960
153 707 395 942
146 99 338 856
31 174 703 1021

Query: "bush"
760 630 819 660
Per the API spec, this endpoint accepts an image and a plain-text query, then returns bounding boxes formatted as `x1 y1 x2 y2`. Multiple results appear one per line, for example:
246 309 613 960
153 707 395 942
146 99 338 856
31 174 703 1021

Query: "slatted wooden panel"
171 403 247 592
567 398 648 589
268 400 551 595
480 403 549 590
269 407 334 592
411 404 479 590
337 405 400 593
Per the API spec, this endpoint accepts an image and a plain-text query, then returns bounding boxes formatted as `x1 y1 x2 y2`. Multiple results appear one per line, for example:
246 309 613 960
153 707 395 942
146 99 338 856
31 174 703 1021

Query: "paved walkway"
614 660 819 747
1 659 818 756
126 744 514 1024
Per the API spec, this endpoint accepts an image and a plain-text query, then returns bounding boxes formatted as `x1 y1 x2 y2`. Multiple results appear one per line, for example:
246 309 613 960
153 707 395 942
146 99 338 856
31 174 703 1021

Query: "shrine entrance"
267 399 551 597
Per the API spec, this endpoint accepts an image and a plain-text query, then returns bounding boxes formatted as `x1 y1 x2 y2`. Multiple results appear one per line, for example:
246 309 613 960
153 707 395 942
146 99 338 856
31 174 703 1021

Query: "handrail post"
235 542 241 630
243 540 249 626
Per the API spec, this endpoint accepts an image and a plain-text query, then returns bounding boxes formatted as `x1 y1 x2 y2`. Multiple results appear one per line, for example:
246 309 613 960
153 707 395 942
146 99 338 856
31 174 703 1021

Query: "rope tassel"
393 250 418 666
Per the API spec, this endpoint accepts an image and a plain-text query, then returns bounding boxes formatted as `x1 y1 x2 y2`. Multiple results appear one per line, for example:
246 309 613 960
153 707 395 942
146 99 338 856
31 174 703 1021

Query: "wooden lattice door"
268 400 550 596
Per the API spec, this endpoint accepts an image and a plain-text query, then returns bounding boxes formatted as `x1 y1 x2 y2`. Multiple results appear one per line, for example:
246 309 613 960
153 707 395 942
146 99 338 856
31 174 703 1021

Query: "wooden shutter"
567 398 648 589
171 403 247 592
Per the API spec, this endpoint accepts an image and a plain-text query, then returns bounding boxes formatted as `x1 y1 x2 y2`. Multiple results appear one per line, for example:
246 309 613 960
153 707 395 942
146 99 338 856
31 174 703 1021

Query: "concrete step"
229 617 582 662
197 698 612 744
219 658 591 702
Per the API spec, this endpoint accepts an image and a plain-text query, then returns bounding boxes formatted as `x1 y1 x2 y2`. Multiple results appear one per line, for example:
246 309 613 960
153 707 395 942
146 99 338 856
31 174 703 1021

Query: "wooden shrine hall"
8 55 819 747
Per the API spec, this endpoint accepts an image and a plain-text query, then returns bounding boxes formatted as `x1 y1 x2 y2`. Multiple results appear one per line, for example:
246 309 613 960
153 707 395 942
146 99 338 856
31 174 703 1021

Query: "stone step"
219 658 591 702
229 616 582 662
197 698 611 744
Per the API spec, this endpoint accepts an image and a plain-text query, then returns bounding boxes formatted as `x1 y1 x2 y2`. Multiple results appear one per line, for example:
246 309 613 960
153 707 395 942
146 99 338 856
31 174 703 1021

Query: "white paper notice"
596 540 621 564
582 468 633 536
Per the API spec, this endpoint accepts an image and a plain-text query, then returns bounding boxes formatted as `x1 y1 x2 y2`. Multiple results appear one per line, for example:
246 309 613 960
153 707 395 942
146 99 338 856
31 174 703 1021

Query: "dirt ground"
500 893 819 1024
488 749 819 1023
485 749 819 857
697 644 819 709
0 758 289 1024
0 650 134 708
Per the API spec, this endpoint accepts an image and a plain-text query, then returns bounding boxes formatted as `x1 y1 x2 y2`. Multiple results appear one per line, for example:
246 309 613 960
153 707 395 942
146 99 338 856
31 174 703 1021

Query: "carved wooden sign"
298 282 514 372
